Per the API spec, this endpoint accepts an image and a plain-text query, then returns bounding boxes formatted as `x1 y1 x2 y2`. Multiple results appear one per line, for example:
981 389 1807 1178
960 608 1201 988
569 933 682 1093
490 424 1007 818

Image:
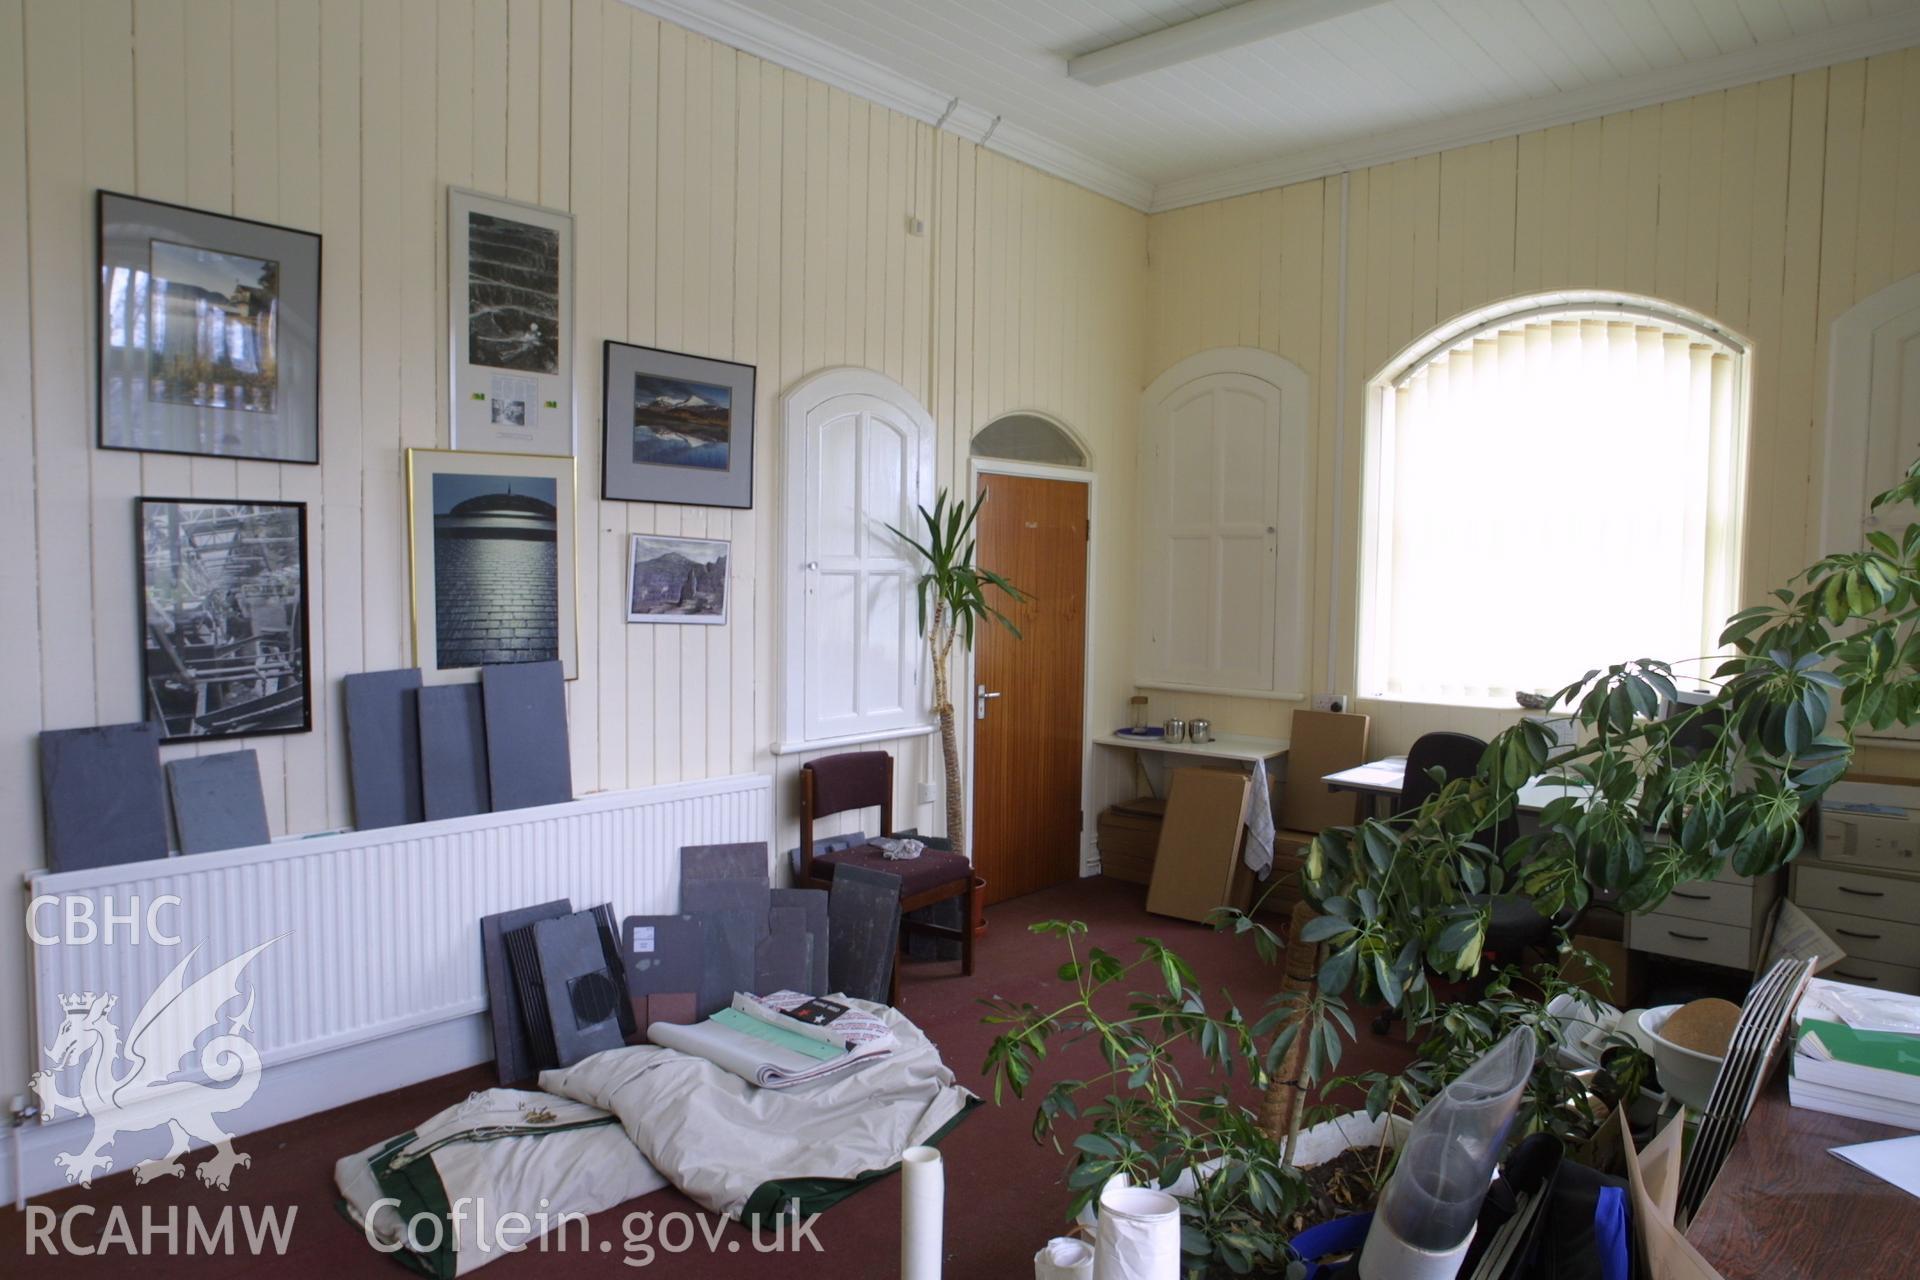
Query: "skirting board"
4 1013 491 1206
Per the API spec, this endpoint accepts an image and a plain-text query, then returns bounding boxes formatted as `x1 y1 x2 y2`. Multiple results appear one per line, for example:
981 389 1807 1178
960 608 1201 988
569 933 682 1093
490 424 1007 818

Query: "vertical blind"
1361 313 1744 706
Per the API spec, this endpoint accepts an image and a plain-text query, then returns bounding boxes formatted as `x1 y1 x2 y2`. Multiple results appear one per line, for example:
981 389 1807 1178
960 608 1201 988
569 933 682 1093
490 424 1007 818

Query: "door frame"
963 453 1098 881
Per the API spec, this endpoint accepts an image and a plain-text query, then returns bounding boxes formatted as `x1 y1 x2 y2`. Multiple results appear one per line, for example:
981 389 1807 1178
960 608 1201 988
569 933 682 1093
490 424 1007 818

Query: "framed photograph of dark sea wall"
99 193 321 464
449 188 575 456
626 534 729 625
601 341 755 508
406 449 577 681
137 498 311 741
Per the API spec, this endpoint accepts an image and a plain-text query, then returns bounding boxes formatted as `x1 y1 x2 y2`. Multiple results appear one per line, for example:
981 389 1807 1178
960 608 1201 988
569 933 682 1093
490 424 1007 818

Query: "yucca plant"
889 488 1025 855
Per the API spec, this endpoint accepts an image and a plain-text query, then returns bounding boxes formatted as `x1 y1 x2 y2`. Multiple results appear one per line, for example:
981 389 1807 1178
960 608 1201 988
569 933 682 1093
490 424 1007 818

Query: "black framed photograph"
138 498 311 741
601 341 755 508
626 534 729 625
99 193 321 464
449 188 575 456
406 448 578 681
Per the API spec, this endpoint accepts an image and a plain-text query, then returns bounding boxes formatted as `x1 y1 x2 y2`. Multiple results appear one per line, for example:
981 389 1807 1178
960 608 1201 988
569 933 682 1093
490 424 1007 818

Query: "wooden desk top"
1686 1075 1920 1279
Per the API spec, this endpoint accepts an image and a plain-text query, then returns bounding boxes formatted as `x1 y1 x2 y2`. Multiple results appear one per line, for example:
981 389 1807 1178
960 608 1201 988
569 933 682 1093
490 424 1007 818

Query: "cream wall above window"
1357 294 1749 708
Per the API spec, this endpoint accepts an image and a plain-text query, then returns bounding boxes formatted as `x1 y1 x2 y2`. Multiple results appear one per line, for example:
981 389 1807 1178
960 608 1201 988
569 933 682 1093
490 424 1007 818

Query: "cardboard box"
1562 934 1635 1008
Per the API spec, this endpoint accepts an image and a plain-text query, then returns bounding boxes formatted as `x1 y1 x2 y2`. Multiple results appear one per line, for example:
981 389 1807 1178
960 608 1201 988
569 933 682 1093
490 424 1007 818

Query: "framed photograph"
601 341 755 508
406 448 577 681
99 192 321 464
626 534 729 626
137 498 311 742
449 188 575 456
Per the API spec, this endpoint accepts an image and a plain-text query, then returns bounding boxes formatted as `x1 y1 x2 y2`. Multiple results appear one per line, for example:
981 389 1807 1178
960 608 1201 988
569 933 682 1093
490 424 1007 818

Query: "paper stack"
646 990 895 1090
1789 978 1920 1131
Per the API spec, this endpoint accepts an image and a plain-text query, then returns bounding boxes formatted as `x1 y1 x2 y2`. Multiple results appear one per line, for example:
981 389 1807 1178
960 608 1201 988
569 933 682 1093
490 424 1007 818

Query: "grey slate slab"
417 684 491 820
771 887 830 995
621 914 707 1008
680 842 770 887
682 878 769 1018
481 661 571 811
39 722 169 872
481 898 571 1084
756 906 813 994
533 910 628 1068
165 751 271 854
828 864 902 1006
343 669 425 829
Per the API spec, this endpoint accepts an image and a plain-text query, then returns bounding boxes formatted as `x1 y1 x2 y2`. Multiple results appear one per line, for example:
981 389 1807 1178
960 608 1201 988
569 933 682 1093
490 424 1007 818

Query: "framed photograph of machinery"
449 188 575 456
625 533 729 625
600 341 755 507
137 498 312 742
406 448 578 682
98 192 321 464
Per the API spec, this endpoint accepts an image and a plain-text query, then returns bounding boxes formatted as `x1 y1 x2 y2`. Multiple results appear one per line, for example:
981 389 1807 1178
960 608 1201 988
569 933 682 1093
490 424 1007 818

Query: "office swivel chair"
1371 731 1561 1035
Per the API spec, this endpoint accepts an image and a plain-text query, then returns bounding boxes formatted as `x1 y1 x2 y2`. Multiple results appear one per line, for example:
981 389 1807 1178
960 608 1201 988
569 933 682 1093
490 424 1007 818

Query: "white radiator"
25 773 772 1104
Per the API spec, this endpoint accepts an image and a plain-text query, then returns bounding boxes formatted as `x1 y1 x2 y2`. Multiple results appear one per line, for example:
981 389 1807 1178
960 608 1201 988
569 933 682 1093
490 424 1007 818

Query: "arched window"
1358 293 1749 707
970 413 1088 467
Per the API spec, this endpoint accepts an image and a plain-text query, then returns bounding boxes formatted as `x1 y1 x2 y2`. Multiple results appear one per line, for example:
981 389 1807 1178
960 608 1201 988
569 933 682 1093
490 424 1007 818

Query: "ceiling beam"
1068 0 1390 86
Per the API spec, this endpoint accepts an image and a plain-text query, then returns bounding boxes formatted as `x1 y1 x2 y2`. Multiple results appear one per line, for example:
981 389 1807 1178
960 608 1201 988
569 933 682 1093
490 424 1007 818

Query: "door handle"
976 684 1002 720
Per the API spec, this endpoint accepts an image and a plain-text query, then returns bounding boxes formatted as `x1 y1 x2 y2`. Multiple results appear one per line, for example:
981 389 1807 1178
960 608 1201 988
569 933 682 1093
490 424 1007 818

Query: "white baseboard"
4 1014 490 1208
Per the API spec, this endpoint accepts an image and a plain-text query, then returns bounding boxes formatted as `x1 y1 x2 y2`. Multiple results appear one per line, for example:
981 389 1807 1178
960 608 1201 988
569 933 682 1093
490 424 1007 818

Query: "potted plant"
889 489 1023 901
1256 458 1920 1127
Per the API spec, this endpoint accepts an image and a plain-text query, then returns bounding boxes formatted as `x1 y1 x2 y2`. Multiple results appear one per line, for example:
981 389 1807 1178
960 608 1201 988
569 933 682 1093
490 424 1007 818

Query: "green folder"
1797 1017 1920 1077
710 1008 842 1062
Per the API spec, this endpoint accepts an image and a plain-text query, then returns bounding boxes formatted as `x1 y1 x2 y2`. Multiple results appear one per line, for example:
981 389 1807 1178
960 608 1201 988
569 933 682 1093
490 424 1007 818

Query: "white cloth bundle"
1035 1236 1096 1279
1242 758 1277 877
1092 1182 1180 1280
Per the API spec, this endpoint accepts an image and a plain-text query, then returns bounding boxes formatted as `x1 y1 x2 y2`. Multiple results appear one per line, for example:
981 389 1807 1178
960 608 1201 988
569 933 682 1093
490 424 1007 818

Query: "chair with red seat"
798 751 975 1004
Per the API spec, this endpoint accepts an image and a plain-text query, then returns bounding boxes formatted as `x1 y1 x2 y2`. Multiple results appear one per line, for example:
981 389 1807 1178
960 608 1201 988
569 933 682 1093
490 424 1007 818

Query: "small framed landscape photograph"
601 341 755 508
137 498 311 741
98 193 321 464
406 449 578 681
449 188 575 456
626 534 729 626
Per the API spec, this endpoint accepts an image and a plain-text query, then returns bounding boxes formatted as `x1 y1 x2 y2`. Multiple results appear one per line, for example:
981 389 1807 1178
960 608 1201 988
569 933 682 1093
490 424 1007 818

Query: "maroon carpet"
1 876 1411 1278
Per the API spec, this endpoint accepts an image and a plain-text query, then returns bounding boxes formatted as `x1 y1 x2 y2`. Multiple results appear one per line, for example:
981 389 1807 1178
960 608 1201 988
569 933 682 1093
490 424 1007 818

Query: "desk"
1094 731 1288 797
1321 757 1588 816
1686 1075 1920 1280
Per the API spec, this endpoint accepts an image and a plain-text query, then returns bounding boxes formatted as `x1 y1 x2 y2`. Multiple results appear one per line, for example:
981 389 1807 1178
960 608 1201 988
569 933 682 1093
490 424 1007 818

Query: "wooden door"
972 472 1088 905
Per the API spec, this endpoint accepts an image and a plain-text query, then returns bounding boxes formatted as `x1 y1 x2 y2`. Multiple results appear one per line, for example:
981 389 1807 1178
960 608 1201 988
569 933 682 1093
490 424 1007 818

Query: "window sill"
1355 693 1551 715
770 722 938 756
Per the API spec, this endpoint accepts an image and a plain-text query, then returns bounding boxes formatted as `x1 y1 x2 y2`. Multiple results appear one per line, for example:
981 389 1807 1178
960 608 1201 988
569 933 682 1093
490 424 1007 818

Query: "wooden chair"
798 751 975 1005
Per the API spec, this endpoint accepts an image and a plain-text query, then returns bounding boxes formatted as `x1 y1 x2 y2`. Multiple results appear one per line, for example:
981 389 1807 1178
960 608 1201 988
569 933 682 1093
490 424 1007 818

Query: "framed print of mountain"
97 193 320 464
448 189 575 456
626 534 728 626
601 341 755 508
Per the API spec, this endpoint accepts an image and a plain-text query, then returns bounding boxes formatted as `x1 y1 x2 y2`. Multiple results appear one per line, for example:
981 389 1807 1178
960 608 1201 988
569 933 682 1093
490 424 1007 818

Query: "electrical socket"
916 781 938 805
1311 693 1349 714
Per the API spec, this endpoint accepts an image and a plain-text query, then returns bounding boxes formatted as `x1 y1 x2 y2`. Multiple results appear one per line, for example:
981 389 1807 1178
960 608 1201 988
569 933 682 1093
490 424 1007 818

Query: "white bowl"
1636 1003 1726 1112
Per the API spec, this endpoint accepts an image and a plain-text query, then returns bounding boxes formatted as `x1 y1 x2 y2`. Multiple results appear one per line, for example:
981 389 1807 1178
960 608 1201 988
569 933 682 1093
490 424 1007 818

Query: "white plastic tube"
901 1145 945 1280
1093 1183 1179 1280
1035 1236 1095 1279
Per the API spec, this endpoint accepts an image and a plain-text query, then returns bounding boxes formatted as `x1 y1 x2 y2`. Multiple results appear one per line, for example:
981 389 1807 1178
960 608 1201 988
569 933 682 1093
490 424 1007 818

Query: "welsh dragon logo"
30 938 278 1190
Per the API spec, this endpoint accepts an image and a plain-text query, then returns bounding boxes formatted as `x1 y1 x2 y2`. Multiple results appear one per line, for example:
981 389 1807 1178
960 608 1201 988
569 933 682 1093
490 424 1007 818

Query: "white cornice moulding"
1148 9 1920 211
620 0 1920 218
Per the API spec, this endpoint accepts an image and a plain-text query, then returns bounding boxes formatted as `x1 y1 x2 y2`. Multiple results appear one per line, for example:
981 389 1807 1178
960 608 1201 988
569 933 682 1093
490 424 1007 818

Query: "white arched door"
1138 349 1311 699
1823 275 1920 744
778 369 936 752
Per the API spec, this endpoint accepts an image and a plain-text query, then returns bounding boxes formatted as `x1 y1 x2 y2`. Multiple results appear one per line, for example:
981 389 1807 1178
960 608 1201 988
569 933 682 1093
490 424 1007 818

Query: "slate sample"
636 992 697 1029
786 831 867 880
771 887 830 995
621 914 707 999
483 898 571 1083
166 751 271 855
681 842 770 886
587 902 637 1040
39 722 169 872
481 661 571 812
533 911 628 1069
682 878 770 1018
417 684 490 820
343 668 425 830
828 864 902 1005
756 906 813 995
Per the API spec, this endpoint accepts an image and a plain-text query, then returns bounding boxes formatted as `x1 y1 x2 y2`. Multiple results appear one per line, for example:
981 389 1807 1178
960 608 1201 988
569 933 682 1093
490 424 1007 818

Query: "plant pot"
970 875 988 938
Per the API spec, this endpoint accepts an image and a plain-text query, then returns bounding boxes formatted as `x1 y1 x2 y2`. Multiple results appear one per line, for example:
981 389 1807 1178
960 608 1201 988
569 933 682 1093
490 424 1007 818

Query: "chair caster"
1371 1012 1394 1036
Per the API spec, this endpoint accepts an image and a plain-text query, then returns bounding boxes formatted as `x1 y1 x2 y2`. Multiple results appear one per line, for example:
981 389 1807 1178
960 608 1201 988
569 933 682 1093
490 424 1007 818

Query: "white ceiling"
631 0 1920 211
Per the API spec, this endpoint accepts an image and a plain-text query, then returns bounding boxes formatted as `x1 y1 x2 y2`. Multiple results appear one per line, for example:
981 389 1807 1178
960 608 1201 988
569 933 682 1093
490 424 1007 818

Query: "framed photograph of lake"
601 341 755 508
97 193 321 464
406 448 578 682
448 189 575 456
626 534 728 626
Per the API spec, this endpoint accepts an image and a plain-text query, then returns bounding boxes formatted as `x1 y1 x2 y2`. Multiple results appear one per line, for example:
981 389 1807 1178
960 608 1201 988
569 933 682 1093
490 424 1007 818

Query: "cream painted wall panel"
0 0 1148 1084
1145 48 1920 777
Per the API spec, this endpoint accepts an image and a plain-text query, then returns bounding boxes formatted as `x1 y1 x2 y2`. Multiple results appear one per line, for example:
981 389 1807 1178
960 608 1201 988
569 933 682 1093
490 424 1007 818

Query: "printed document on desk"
1831 1134 1920 1201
